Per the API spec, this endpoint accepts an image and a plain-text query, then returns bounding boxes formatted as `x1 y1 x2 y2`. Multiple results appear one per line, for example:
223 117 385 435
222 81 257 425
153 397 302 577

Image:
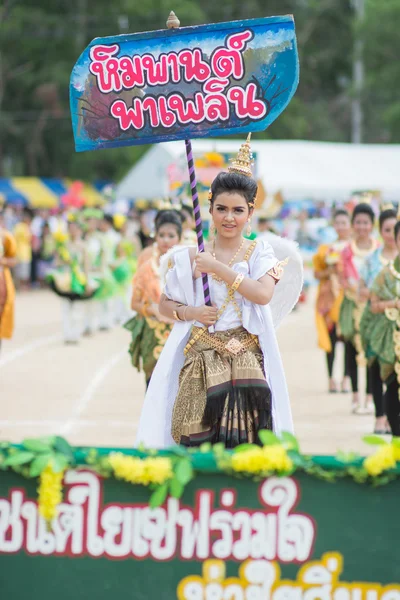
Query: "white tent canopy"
116 139 400 203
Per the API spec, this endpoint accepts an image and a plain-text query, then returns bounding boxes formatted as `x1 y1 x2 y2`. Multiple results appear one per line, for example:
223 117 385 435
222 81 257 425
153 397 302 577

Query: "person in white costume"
136 137 303 449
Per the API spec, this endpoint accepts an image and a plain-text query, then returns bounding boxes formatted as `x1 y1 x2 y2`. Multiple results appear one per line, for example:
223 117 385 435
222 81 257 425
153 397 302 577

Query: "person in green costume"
338 202 379 414
366 220 400 436
359 208 397 434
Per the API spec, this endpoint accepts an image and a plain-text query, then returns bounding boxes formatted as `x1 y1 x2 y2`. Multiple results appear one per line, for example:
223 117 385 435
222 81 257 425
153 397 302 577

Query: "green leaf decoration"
175 459 194 485
168 446 188 457
169 478 184 498
22 438 53 453
212 443 226 456
280 432 300 452
29 454 53 477
233 444 257 454
4 451 35 466
258 430 280 446
52 453 69 473
362 435 387 446
149 483 168 508
199 443 212 453
54 437 75 463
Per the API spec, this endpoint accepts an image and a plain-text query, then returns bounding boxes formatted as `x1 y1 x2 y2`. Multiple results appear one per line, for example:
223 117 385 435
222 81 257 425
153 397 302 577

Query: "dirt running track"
0 289 379 455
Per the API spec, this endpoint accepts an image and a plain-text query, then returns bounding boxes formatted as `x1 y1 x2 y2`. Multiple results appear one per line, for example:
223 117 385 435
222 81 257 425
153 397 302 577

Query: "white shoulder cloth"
135 237 303 448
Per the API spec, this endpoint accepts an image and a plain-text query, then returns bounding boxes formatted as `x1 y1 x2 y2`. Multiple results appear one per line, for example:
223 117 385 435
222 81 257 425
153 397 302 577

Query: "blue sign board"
70 16 299 152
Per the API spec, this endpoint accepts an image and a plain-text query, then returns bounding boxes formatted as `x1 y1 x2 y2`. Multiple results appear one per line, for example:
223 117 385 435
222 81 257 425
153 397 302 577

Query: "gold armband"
267 258 289 284
231 273 245 292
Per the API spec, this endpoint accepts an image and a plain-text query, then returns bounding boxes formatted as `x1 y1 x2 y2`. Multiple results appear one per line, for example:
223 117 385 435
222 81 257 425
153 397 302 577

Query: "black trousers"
326 326 350 379
384 378 400 436
368 360 384 418
346 341 371 394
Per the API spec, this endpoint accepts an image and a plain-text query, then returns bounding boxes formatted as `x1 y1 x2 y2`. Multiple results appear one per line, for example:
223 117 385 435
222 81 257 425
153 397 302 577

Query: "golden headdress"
228 133 254 178
380 201 395 212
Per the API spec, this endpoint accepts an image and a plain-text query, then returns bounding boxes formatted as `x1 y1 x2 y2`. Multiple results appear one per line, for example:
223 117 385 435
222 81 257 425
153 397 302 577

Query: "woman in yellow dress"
0 212 18 351
313 209 351 393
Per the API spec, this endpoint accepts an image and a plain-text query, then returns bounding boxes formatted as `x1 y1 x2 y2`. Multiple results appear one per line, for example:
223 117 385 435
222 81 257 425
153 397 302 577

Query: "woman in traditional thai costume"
136 138 302 449
126 209 182 387
360 208 397 433
338 203 379 413
0 215 17 352
313 209 351 393
112 214 139 324
82 210 104 335
47 218 97 344
366 221 400 436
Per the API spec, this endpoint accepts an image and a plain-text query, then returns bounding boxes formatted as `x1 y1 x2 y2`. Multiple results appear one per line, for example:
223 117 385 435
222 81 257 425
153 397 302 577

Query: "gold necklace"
212 238 245 284
350 239 377 258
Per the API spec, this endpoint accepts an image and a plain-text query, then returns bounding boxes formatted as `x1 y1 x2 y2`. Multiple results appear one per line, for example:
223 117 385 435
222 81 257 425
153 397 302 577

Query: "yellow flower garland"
38 465 64 524
363 443 400 477
231 444 293 475
109 454 173 486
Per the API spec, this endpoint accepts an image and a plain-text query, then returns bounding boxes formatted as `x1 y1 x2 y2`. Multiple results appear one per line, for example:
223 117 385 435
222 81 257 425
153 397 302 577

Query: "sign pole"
167 11 212 308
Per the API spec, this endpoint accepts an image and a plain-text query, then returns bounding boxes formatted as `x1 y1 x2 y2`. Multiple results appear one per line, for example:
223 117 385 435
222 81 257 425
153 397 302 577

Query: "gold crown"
228 133 254 178
380 202 395 212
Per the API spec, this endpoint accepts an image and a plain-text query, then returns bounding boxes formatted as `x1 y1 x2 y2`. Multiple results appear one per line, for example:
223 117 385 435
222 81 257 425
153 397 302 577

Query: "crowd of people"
313 201 400 437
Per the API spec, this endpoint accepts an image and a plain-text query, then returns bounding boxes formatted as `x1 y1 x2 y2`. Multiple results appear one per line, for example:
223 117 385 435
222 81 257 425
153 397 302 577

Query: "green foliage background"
0 0 397 180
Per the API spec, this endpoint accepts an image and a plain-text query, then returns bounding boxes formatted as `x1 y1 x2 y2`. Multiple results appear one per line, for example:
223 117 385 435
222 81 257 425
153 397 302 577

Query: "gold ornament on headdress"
228 133 254 178
380 201 395 212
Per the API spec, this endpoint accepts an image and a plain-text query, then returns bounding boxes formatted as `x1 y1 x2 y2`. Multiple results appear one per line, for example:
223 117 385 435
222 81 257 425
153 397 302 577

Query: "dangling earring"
246 219 252 237
209 220 216 239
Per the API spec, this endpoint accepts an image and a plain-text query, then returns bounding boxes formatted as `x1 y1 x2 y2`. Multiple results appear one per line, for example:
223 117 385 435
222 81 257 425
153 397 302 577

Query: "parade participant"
138 209 156 249
13 207 33 289
338 202 379 414
180 203 198 245
112 213 138 323
47 215 96 344
365 220 400 436
359 207 397 434
0 210 17 352
313 209 351 393
97 214 121 329
37 221 56 284
82 209 104 335
136 137 303 449
125 209 183 387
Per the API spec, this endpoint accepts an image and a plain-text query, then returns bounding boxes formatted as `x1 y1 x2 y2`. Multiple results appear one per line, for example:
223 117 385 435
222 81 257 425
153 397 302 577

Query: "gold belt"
184 326 259 356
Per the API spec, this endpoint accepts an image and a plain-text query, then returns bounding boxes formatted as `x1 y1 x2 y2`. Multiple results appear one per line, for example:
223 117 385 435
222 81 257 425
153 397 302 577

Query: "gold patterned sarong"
171 326 273 447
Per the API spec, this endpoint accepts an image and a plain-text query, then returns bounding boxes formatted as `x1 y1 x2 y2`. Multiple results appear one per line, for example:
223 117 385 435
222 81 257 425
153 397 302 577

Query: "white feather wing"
261 233 304 329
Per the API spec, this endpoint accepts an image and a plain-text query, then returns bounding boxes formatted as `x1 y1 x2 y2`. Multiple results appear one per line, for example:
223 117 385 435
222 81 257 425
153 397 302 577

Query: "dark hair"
155 209 183 237
181 204 194 218
379 209 397 230
394 221 400 240
333 209 349 220
103 214 114 226
23 207 34 220
351 202 375 224
210 172 257 207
